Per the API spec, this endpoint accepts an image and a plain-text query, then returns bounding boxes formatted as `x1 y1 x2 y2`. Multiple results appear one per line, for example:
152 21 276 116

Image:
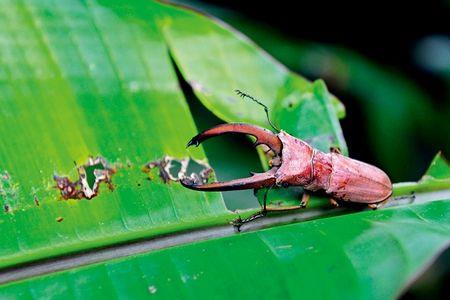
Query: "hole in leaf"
143 156 213 186
84 163 105 190
53 157 115 200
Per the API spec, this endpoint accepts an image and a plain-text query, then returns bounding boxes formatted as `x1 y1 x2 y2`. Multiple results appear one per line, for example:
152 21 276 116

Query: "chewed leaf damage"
143 156 213 185
53 157 116 200
1 171 19 213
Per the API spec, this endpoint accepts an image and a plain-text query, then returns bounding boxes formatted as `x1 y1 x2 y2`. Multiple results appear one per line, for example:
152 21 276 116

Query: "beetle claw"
182 123 281 191
231 217 243 232
230 211 267 232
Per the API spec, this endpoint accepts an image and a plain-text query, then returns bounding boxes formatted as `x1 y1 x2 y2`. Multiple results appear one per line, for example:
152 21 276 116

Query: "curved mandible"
187 123 282 156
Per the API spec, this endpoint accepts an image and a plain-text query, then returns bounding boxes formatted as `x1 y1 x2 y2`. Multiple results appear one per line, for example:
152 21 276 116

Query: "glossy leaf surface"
0 0 235 268
2 199 449 300
2 154 450 299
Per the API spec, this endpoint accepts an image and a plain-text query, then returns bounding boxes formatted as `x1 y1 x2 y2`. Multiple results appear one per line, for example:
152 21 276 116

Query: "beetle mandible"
181 91 392 227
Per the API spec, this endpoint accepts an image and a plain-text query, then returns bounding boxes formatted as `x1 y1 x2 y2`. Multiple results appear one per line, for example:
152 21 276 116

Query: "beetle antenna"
234 89 280 132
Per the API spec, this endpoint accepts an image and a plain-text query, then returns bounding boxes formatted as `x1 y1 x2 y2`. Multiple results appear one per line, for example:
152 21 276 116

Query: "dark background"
202 0 449 101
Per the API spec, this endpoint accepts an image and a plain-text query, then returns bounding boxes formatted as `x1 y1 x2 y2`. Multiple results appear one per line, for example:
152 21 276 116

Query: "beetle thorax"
275 131 314 186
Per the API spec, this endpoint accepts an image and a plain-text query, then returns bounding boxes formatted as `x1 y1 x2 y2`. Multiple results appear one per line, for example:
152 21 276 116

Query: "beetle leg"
368 203 380 210
182 123 281 191
231 211 267 232
230 183 276 231
329 198 340 207
368 198 389 210
300 192 310 207
261 183 276 211
330 147 341 154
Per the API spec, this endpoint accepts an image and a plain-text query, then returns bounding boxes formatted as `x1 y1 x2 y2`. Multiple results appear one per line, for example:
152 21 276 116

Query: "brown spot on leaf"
56 217 64 222
143 156 213 185
54 156 116 200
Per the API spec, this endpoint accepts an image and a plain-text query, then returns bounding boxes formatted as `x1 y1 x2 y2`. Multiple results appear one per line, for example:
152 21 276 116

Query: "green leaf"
0 0 239 269
393 152 450 196
274 79 347 154
423 152 450 180
162 6 346 141
1 199 448 300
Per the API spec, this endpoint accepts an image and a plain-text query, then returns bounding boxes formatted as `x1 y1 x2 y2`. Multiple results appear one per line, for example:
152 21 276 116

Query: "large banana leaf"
1 155 449 299
0 0 345 269
0 0 240 269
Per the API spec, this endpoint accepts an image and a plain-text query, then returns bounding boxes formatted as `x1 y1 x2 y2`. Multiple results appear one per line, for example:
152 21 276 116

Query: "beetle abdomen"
326 153 392 203
276 131 392 204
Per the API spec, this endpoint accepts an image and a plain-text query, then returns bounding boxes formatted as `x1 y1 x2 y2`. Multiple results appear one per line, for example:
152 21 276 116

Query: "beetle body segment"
275 131 392 203
328 153 392 202
275 131 314 186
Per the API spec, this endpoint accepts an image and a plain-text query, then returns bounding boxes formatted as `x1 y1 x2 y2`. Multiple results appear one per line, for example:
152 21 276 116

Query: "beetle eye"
282 182 289 188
